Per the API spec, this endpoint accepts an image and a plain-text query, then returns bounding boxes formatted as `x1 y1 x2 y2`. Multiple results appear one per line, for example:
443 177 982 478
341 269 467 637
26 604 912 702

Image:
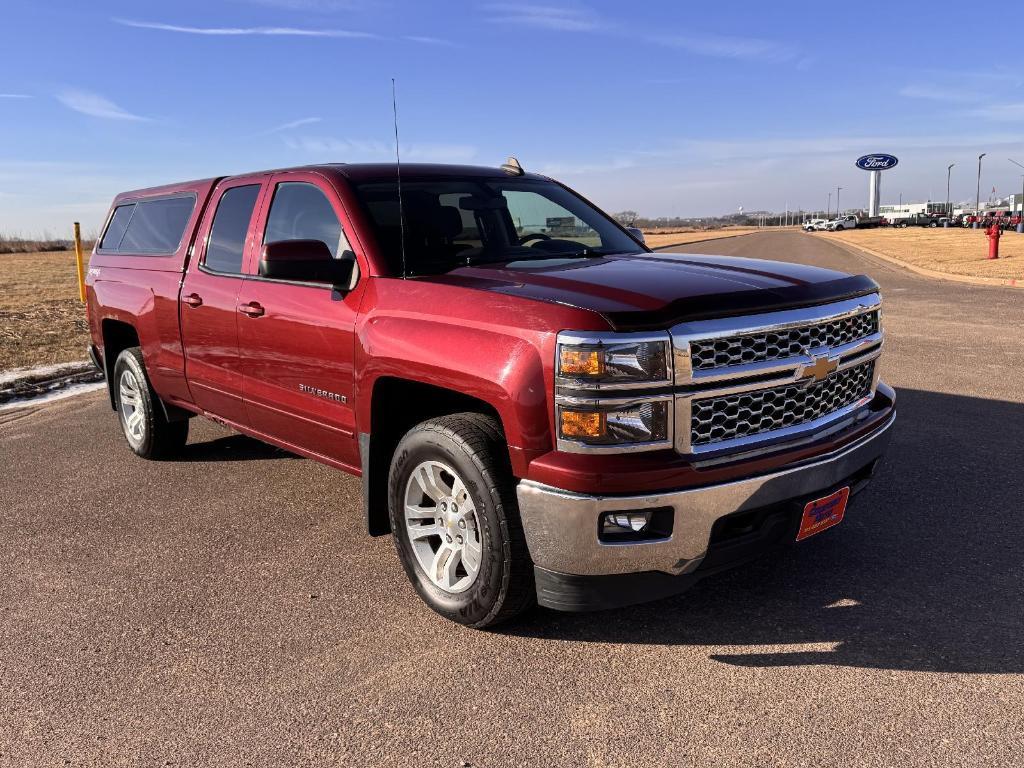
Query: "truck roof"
112 163 549 200
331 163 549 182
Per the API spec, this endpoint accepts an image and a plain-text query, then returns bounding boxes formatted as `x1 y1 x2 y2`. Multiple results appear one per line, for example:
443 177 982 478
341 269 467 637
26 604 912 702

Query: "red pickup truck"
85 161 894 628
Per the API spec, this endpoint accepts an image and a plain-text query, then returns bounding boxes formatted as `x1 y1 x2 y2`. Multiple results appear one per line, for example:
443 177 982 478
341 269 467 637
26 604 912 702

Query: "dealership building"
878 202 952 221
879 197 1023 220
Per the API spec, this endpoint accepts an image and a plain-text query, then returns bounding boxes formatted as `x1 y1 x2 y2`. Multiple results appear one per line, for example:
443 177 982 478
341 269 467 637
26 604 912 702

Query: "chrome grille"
690 310 879 371
690 361 875 446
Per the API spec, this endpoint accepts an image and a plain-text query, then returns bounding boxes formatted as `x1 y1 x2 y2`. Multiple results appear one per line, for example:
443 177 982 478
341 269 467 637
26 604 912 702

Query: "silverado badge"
299 384 347 403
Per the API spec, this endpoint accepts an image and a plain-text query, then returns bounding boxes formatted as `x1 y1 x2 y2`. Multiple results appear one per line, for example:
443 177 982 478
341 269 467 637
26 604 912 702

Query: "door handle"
182 293 203 308
237 301 265 318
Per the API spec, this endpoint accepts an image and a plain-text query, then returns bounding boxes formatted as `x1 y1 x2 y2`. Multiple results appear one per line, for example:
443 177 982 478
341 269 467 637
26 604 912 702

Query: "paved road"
2 231 1022 767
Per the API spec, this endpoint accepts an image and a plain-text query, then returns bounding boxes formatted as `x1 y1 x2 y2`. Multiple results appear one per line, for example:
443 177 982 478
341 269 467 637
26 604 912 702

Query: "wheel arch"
100 319 141 410
360 376 509 537
101 319 189 423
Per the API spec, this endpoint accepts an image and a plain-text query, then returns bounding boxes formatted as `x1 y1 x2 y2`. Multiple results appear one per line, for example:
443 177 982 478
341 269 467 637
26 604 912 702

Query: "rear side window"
100 204 135 250
100 196 195 254
264 182 350 258
205 185 261 274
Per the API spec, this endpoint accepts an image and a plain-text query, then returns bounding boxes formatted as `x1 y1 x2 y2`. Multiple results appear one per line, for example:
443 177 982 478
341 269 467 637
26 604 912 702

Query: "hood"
422 252 879 331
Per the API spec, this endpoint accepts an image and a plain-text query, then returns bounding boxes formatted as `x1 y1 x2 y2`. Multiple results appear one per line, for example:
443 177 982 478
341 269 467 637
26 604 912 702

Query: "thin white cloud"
114 17 452 45
113 17 378 39
654 33 796 62
0 93 31 98
56 89 151 121
283 135 478 163
234 0 363 9
535 157 635 175
970 103 1024 121
482 4 799 63
261 116 322 134
403 35 457 46
900 85 980 104
624 131 1024 165
483 3 601 31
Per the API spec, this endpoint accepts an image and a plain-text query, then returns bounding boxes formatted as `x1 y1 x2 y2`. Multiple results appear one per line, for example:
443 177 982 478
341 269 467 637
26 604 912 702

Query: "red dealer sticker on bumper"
796 487 850 542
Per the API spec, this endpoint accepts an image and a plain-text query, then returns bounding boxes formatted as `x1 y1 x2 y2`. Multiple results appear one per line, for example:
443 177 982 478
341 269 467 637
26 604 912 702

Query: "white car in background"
803 219 827 232
825 215 858 231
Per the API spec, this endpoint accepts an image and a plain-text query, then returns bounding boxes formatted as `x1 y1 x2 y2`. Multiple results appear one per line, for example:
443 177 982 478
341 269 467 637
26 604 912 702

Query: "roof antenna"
391 77 407 279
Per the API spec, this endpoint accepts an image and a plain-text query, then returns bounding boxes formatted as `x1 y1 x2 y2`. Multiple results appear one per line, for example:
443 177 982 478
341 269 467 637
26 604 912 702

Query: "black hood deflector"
601 274 880 331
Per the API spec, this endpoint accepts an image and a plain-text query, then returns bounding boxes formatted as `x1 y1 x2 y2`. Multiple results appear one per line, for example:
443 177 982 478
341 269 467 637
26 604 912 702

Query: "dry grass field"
1 251 89 371
819 227 1024 282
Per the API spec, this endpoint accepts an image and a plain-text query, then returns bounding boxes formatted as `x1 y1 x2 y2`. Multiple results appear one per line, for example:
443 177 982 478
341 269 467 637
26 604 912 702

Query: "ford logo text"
855 154 899 171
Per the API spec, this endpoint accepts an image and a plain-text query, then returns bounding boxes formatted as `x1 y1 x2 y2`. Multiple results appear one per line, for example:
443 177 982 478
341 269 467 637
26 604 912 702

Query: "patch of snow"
0 381 106 412
0 360 93 385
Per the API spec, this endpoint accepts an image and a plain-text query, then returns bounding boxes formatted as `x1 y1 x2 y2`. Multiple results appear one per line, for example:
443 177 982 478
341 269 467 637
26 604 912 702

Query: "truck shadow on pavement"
180 433 297 462
511 388 1024 674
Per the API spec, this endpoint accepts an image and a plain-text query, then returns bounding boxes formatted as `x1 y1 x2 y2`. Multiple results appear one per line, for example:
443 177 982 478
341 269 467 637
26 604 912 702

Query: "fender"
357 314 551 467
91 269 193 407
353 276 609 472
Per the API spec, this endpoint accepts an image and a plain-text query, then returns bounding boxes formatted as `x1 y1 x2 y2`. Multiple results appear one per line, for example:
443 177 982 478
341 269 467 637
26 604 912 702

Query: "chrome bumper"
517 414 894 577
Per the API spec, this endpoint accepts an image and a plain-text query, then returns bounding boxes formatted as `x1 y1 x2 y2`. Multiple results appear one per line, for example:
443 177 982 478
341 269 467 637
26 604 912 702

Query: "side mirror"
259 240 354 288
625 226 646 244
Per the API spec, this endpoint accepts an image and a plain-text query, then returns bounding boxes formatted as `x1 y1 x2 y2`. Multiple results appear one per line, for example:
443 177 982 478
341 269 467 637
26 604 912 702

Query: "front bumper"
517 412 894 609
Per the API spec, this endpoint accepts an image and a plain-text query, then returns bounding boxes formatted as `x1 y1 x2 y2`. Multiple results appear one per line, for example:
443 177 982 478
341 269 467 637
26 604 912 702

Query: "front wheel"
388 413 535 628
113 347 189 459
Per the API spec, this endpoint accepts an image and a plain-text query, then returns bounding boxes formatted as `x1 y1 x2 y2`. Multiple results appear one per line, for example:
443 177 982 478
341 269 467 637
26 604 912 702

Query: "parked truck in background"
85 161 895 628
825 215 885 231
894 213 943 228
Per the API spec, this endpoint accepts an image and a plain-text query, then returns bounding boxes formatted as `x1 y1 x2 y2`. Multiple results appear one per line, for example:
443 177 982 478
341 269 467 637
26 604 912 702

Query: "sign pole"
73 222 86 304
868 170 881 217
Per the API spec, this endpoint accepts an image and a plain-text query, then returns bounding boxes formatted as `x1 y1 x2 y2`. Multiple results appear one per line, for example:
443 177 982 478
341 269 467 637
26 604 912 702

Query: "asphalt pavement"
2 230 1022 767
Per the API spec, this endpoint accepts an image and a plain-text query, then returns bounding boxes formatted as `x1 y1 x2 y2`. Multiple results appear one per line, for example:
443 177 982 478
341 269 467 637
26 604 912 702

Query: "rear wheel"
388 413 535 628
113 347 189 459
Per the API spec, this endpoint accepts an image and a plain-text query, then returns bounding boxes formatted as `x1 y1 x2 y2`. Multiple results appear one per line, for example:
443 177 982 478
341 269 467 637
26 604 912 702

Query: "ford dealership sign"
856 154 899 171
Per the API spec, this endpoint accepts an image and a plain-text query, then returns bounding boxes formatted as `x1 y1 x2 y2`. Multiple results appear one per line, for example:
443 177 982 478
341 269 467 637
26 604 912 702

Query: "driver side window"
501 190 600 247
264 182 353 259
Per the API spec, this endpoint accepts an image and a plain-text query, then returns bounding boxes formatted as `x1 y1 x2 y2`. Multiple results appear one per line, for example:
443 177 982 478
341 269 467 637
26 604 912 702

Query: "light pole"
836 187 842 217
976 153 986 217
827 192 831 220
946 163 955 216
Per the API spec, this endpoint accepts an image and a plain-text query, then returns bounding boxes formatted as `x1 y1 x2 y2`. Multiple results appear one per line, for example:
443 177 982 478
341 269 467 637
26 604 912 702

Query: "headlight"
554 331 674 453
556 336 671 385
557 399 671 448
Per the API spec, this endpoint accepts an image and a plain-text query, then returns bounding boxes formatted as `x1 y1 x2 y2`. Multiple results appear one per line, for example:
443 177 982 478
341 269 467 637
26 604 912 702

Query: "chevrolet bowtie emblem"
804 355 839 383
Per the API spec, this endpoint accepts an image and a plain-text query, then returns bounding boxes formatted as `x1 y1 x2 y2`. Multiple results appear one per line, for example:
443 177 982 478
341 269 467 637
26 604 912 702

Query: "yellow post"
73 221 86 303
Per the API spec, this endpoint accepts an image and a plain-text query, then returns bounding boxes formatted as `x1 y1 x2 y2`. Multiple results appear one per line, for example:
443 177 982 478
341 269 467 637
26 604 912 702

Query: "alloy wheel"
403 460 483 593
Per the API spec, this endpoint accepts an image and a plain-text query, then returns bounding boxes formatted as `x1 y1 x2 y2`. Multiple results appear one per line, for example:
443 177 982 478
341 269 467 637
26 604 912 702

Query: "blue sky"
3 0 1024 236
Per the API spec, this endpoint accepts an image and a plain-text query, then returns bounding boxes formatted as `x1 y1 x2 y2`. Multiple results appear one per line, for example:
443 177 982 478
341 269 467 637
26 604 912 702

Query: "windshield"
353 176 646 276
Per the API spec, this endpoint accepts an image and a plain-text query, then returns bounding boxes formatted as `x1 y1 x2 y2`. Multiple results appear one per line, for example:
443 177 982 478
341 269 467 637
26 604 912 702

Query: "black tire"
388 413 535 629
113 347 189 459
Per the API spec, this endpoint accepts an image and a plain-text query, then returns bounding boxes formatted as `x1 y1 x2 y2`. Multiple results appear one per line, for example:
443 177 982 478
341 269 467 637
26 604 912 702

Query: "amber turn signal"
558 347 603 377
559 409 606 439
